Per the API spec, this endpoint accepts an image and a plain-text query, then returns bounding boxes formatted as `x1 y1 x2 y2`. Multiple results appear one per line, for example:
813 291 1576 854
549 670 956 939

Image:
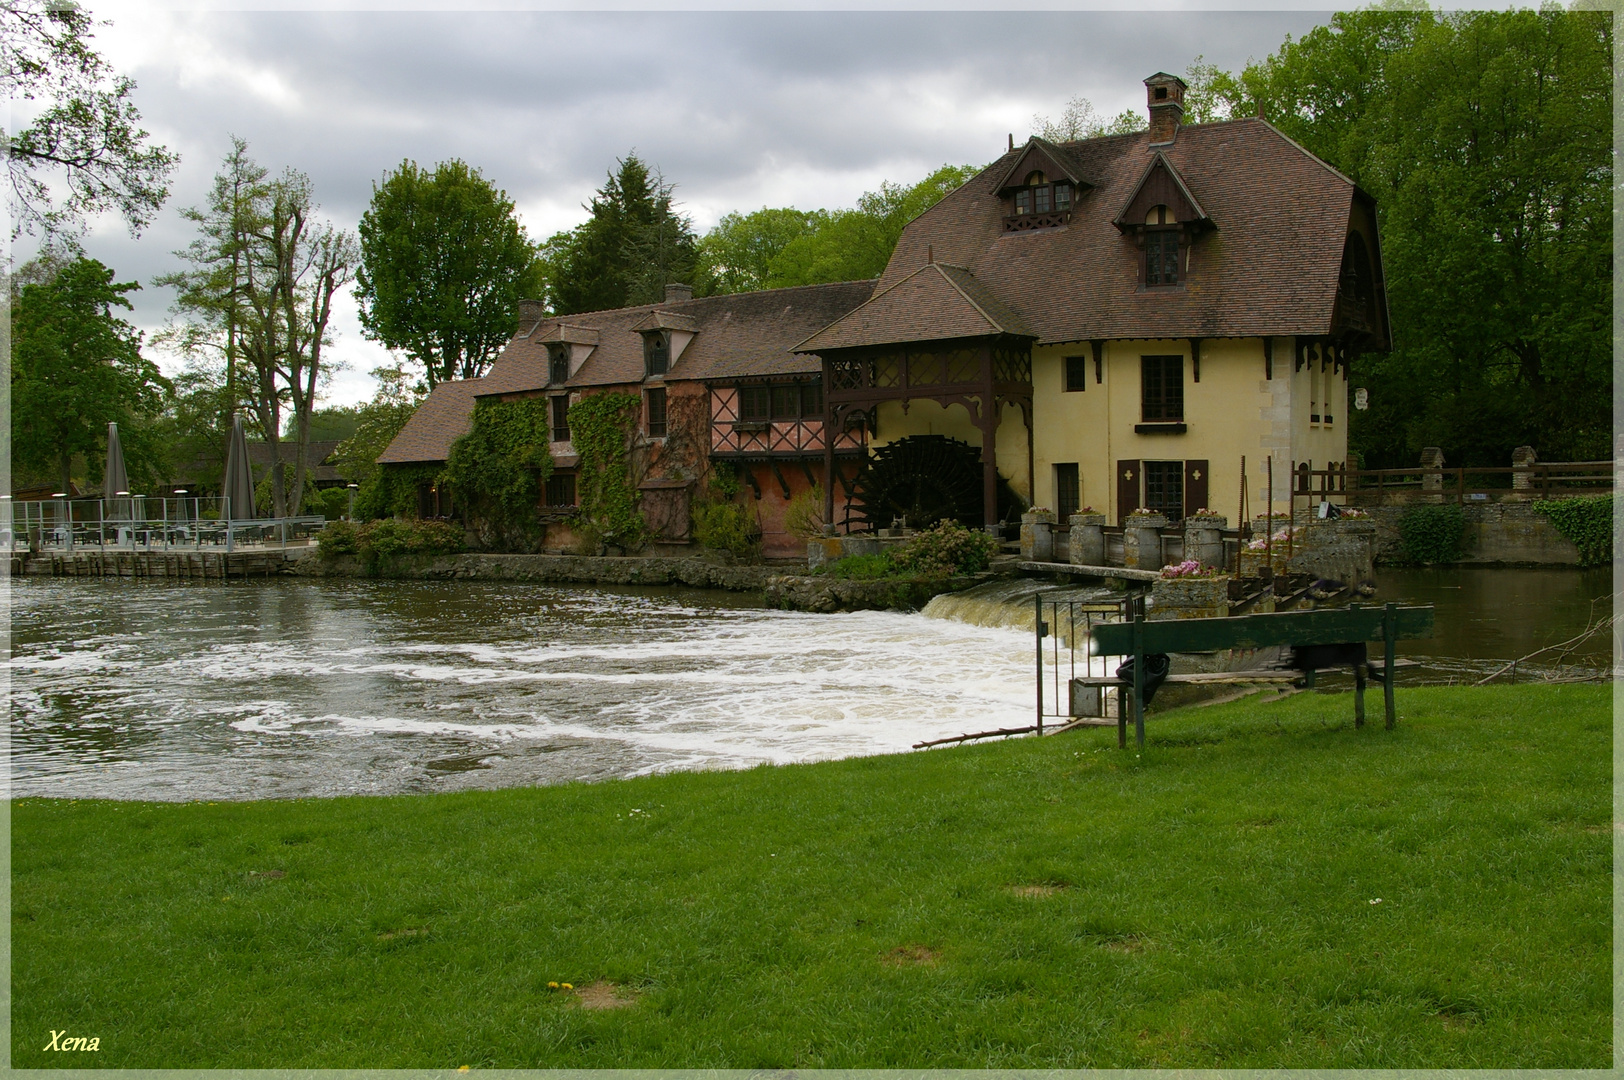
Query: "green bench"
1088 602 1436 748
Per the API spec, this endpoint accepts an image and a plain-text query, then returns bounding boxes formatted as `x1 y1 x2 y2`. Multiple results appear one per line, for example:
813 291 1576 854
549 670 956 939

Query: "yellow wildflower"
547 981 559 989
561 982 574 990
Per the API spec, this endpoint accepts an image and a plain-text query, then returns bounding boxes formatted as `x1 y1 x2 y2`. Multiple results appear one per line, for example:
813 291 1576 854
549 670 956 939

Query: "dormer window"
1145 205 1180 287
547 343 569 385
1009 170 1073 228
643 330 669 377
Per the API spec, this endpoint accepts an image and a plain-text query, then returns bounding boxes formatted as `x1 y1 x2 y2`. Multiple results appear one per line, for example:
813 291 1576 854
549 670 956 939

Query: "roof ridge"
931 263 1011 334
543 279 878 324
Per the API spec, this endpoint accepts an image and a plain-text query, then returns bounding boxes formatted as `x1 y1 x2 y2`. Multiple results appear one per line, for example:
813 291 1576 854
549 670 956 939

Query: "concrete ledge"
1018 560 1159 582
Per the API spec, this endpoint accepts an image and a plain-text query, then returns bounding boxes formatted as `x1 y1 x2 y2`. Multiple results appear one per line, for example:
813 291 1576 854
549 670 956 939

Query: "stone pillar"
1150 575 1231 620
1512 445 1538 494
1420 447 1445 494
1183 512 1228 569
1020 509 1055 561
1068 512 1107 566
1122 512 1168 570
807 538 842 570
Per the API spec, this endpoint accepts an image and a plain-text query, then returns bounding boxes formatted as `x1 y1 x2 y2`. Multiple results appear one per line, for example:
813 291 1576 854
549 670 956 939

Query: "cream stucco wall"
1031 337 1346 523
870 398 1032 502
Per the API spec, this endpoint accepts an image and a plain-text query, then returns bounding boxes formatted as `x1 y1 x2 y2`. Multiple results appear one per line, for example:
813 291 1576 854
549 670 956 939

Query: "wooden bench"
1088 602 1436 748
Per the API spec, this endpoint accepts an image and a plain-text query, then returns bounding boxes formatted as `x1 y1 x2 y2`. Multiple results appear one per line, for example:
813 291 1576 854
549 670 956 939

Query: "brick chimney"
517 299 544 324
664 282 693 304
1144 72 1187 144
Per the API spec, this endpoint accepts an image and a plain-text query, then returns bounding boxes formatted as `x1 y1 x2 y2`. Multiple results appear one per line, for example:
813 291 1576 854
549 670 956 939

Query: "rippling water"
10 578 1043 800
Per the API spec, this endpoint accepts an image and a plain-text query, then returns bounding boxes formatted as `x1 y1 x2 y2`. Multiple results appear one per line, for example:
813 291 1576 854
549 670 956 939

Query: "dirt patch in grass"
1008 883 1068 898
248 870 285 879
884 944 939 966
376 927 427 941
1238 817 1278 829
575 981 637 1010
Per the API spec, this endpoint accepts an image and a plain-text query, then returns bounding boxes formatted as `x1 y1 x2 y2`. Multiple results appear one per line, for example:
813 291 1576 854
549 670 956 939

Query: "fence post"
1034 593 1044 730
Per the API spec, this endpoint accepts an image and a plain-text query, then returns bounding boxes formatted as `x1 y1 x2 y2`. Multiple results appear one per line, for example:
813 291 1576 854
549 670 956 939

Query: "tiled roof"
377 378 484 465
872 118 1361 344
476 280 877 398
796 262 1033 352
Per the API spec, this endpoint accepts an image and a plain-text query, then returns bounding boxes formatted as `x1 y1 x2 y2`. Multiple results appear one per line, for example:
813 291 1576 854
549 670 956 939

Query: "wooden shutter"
1184 459 1209 519
1116 459 1140 524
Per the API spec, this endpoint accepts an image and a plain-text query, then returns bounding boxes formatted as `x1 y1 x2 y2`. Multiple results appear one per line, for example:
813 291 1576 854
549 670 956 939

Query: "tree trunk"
59 450 73 499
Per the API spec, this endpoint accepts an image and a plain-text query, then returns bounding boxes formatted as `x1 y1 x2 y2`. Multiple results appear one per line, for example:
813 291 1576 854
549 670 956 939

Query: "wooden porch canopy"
795 261 1036 530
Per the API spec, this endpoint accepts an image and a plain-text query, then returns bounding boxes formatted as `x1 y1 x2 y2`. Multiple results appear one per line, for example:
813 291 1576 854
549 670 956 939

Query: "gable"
993 138 1090 195
1113 152 1210 231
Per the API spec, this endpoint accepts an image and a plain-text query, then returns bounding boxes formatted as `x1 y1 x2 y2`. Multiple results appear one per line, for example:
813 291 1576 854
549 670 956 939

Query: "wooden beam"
1090 339 1104 384
768 459 792 500
1263 337 1273 380
1189 337 1202 383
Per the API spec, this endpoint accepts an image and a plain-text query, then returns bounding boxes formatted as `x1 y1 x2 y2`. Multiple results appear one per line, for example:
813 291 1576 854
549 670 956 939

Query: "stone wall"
1364 501 1582 566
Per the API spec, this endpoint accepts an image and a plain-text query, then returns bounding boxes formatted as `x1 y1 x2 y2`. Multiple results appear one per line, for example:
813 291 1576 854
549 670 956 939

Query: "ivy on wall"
444 396 553 550
1399 503 1465 564
1534 494 1612 567
354 462 442 522
568 391 647 550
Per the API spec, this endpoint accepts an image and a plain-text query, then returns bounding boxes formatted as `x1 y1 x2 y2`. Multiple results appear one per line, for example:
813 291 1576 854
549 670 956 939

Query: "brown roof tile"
796 262 1033 352
873 118 1360 344
376 378 483 465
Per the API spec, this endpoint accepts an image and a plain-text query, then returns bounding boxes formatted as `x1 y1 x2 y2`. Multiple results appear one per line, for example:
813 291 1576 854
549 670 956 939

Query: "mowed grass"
12 683 1610 1068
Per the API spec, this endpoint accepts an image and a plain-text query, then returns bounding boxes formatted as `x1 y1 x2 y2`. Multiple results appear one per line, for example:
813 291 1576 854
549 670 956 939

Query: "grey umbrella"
104 421 131 522
221 414 257 521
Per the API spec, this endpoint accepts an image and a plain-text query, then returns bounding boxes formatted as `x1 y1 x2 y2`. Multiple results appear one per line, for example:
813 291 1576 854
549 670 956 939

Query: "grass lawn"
11 683 1611 1068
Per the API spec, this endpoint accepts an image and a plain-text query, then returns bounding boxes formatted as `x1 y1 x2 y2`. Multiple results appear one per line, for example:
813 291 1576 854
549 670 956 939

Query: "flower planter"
1183 512 1228 569
1151 574 1231 620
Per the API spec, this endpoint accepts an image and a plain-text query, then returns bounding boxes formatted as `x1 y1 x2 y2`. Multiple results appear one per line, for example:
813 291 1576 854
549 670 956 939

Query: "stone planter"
839 536 882 559
1068 513 1107 566
1151 574 1231 620
1183 512 1228 569
1122 512 1168 570
806 537 843 570
1020 509 1057 561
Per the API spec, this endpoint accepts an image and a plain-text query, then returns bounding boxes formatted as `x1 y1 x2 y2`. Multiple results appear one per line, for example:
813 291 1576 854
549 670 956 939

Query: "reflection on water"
11 578 1041 801
10 567 1612 801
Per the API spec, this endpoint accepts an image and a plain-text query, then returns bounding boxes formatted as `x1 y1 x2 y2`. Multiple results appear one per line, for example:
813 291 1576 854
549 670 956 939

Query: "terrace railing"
3 496 326 553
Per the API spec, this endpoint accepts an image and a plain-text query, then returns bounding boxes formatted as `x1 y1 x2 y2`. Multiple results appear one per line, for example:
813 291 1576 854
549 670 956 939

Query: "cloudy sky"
31 2 1339 409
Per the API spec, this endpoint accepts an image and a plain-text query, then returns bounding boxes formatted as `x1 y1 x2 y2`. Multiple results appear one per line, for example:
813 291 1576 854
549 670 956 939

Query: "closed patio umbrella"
104 421 131 527
221 414 257 521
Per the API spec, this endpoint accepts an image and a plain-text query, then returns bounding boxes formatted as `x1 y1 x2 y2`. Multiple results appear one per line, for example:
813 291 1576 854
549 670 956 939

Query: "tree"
697 207 819 294
334 365 425 488
1213 7 1612 466
355 160 543 388
162 142 357 516
4 0 179 243
542 154 703 315
1030 98 1144 141
11 257 169 494
764 164 980 287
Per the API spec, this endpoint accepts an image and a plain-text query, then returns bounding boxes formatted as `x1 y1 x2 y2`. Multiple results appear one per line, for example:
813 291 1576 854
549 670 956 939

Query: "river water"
9 567 1611 801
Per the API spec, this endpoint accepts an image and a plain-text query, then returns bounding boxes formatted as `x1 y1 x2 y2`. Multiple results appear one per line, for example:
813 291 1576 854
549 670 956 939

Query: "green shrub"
319 518 465 565
443 397 552 551
318 519 360 555
692 499 762 559
889 520 1000 576
1534 494 1612 566
317 486 350 520
354 463 441 522
815 553 894 580
1400 503 1465 564
784 484 826 542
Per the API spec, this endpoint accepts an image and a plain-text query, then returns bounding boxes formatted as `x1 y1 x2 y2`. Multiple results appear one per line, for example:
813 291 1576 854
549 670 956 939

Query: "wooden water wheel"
850 435 1022 531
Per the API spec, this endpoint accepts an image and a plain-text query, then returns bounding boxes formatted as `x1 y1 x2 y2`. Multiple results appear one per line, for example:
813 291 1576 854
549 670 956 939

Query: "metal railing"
1035 594 1135 735
1292 459 1614 509
4 497 326 553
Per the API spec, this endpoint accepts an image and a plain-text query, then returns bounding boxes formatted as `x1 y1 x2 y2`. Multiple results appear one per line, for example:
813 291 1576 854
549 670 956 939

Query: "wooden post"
1034 593 1044 732
1354 663 1367 727
1383 602 1398 729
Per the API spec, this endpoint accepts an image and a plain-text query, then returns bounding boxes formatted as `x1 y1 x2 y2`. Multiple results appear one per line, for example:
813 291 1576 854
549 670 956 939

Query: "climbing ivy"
444 397 552 550
568 391 647 550
354 462 442 521
1534 494 1612 567
1399 503 1465 564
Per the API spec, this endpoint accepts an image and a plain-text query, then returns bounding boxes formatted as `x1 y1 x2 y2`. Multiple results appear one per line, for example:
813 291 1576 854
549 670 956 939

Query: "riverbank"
12 683 1608 1068
291 550 993 612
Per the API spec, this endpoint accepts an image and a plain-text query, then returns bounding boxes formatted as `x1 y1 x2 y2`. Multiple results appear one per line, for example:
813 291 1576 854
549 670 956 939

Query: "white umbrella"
104 421 131 523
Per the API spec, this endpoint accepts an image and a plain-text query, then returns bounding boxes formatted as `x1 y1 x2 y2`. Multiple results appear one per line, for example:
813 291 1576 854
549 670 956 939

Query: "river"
9 567 1611 801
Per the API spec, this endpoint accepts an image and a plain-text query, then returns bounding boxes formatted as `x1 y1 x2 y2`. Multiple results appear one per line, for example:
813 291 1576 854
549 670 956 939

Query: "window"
739 385 770 422
548 344 569 386
1064 355 1088 392
645 387 667 438
1053 183 1072 210
1146 230 1180 286
802 381 823 416
771 384 800 419
644 330 669 377
1014 188 1032 216
1141 355 1184 422
1055 463 1080 520
551 396 571 443
1034 185 1051 214
545 471 576 508
1143 461 1183 521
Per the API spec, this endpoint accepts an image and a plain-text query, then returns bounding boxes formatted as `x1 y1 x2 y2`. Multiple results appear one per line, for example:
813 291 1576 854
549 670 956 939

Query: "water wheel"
850 435 1023 531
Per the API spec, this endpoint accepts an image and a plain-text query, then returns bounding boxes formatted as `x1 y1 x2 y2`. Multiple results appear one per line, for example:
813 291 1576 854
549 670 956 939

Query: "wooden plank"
1018 560 1159 582
1090 604 1434 656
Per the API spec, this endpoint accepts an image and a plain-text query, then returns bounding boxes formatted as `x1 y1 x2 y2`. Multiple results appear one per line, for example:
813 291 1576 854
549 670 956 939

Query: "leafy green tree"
5 0 179 243
764 165 981 287
11 257 169 494
1030 97 1145 141
697 207 819 294
542 155 703 315
1209 7 1612 467
334 365 426 487
355 160 543 387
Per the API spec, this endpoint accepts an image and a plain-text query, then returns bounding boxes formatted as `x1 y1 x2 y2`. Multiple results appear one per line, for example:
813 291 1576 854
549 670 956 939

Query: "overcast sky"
29 3 1340 408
